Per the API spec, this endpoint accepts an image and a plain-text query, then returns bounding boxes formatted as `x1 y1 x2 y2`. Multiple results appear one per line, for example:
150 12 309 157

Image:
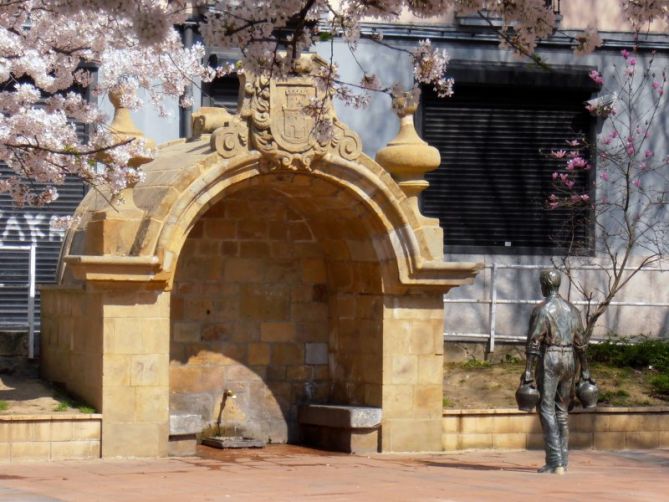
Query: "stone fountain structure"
40 54 482 457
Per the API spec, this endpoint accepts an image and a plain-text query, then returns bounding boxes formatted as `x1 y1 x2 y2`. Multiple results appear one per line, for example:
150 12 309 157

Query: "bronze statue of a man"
521 270 591 474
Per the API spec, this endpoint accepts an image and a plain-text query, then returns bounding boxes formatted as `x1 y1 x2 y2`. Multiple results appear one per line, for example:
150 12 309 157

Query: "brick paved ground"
0 445 667 501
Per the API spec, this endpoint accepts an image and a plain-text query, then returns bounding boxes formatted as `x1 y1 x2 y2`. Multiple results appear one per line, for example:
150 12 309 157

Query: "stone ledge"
298 405 382 429
443 406 669 416
63 255 166 284
0 414 103 421
169 413 203 435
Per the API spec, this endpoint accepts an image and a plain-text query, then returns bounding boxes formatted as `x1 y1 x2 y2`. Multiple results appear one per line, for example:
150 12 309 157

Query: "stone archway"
169 172 389 444
40 54 482 458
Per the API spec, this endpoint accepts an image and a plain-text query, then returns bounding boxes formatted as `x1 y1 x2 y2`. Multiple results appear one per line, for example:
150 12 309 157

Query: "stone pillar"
381 294 445 452
99 286 171 457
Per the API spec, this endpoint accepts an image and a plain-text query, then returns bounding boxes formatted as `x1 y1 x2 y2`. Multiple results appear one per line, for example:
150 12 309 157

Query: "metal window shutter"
421 84 592 255
0 122 87 330
203 75 240 111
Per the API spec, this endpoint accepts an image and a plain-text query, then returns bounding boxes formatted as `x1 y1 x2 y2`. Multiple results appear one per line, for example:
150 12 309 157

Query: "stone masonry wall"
99 288 171 458
170 189 331 443
382 294 446 451
442 407 669 450
0 415 101 463
328 293 383 407
40 288 103 411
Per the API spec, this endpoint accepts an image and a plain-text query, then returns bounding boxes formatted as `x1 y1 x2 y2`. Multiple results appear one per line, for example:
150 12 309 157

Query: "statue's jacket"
526 295 587 356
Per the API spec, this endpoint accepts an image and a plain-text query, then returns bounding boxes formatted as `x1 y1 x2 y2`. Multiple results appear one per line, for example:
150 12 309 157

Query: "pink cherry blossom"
411 40 454 98
574 25 602 56
2 0 669 205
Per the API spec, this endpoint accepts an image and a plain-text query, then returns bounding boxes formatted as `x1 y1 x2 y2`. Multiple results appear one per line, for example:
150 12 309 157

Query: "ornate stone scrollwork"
210 54 362 170
210 115 249 159
192 107 238 140
332 117 362 162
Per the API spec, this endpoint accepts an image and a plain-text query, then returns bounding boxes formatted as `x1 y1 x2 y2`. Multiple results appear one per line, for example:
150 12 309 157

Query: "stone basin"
201 436 265 449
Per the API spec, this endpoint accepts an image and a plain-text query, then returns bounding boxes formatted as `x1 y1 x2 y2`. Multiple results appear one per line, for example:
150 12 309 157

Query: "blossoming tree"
548 49 668 341
0 0 668 208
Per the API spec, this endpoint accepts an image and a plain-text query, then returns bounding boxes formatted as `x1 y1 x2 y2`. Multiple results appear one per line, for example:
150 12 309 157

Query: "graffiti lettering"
24 214 46 241
2 216 24 241
0 212 65 244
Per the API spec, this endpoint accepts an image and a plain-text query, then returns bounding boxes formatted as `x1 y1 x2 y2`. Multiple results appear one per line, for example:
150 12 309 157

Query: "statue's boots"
537 464 565 475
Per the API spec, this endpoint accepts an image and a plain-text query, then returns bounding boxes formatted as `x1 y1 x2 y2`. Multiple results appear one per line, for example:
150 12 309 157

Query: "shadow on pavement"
416 460 537 473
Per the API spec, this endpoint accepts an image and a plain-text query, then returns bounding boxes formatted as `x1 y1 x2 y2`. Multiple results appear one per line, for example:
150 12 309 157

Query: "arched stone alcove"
40 55 482 457
170 176 386 444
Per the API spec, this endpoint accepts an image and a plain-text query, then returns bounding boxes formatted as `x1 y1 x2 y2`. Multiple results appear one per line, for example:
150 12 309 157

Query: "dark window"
202 74 240 112
421 65 595 255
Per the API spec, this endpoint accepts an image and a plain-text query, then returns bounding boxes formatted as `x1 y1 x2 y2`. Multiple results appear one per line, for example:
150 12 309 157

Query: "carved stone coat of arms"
209 55 362 171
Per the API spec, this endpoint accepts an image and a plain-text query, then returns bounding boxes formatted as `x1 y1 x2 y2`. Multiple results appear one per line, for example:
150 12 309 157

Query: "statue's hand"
580 369 592 382
521 371 534 384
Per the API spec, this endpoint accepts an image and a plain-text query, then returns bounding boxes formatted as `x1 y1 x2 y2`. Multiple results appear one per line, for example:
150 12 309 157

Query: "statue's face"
541 282 549 297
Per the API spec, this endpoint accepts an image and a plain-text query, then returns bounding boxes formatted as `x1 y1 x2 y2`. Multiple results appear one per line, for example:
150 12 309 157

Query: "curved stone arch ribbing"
154 152 432 293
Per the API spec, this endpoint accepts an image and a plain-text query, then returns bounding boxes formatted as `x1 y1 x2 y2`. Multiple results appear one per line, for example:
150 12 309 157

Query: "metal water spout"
202 388 265 449
215 389 236 436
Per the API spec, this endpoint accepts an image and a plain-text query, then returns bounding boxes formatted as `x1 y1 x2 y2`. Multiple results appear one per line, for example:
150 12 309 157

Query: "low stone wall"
442 407 669 451
0 414 102 463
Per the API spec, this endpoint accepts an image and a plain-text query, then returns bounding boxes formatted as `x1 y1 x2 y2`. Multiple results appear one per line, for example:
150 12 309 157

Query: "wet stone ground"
0 445 667 501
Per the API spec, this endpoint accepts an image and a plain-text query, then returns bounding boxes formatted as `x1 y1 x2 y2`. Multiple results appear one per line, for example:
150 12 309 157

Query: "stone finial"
375 91 441 209
105 90 156 167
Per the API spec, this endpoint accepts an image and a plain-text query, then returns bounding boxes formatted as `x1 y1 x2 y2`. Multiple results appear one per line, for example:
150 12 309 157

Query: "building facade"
2 2 668 365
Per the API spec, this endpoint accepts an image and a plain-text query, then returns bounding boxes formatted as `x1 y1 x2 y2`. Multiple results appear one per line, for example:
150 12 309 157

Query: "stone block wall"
100 288 171 457
40 288 103 410
328 292 383 407
381 294 445 451
442 407 669 450
170 189 331 443
273 174 385 410
41 284 171 457
0 415 101 463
